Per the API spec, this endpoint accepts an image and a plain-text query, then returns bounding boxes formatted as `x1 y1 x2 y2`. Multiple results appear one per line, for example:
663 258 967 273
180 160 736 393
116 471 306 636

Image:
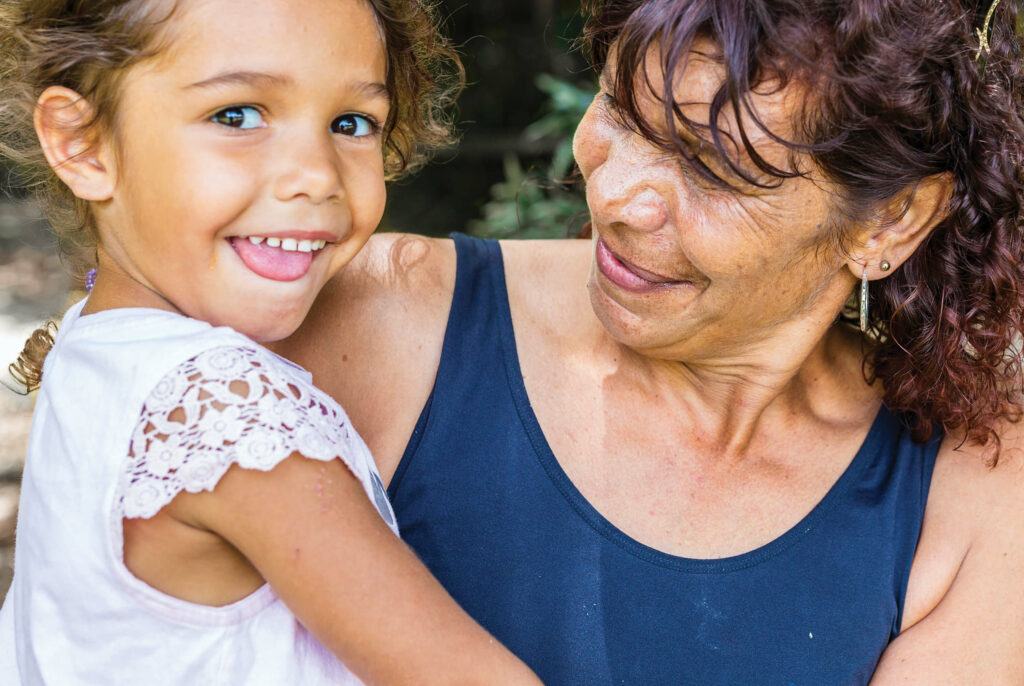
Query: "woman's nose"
574 98 670 232
585 157 670 232
272 132 344 205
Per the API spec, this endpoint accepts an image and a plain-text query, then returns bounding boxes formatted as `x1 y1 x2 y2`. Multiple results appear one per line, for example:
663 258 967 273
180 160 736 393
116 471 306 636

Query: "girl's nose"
272 133 344 205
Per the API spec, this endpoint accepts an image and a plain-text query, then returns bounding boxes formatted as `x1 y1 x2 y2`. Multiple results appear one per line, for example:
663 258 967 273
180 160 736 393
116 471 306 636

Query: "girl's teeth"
242 236 328 251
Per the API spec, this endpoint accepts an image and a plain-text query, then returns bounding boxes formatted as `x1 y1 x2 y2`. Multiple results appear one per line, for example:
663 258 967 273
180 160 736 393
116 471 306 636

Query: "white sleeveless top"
0 299 397 685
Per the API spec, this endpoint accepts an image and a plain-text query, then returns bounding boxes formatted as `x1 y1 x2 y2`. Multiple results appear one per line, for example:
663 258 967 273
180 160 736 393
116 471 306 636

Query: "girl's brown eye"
211 106 265 129
330 113 378 137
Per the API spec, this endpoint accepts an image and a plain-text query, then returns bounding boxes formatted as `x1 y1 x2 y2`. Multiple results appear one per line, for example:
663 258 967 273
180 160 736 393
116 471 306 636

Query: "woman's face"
573 41 857 362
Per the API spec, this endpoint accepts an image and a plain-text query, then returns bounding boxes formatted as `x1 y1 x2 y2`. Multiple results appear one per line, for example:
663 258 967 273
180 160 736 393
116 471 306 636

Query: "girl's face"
92 0 389 341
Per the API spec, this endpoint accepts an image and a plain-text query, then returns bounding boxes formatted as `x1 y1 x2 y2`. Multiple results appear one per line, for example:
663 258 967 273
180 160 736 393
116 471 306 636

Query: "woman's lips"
595 238 685 293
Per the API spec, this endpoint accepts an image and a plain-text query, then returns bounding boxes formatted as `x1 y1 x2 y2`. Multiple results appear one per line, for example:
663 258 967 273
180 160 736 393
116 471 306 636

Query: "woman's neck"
598 309 875 462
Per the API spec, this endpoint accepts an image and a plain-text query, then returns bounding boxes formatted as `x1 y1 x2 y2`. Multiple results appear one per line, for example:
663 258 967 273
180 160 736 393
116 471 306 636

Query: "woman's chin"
586 276 697 355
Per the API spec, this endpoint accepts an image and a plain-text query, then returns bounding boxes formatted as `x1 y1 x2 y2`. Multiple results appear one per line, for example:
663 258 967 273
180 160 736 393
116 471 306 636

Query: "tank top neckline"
473 234 894 575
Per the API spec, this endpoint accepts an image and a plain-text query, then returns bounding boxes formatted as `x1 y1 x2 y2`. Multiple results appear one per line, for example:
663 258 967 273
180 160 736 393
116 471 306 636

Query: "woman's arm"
272 233 457 484
870 427 1024 685
170 452 542 685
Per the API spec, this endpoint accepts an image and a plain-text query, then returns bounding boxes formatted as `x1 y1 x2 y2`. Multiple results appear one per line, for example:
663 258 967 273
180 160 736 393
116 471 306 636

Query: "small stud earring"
880 260 891 272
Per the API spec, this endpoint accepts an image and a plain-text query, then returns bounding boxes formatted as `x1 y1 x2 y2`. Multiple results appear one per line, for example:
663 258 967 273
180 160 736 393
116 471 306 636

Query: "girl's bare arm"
169 453 542 685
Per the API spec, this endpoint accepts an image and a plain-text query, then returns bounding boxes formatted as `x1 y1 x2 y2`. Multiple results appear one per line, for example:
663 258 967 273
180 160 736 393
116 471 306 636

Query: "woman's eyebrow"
598 66 748 176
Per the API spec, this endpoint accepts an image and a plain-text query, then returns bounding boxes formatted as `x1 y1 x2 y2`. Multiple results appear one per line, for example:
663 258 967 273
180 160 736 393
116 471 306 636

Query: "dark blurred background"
384 0 593 239
0 0 596 601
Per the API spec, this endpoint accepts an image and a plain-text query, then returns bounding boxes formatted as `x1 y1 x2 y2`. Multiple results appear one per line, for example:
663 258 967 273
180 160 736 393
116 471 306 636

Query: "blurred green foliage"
469 74 596 239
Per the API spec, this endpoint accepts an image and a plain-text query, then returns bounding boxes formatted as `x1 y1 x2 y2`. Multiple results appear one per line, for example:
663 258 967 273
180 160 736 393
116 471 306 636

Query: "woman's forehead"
604 37 806 175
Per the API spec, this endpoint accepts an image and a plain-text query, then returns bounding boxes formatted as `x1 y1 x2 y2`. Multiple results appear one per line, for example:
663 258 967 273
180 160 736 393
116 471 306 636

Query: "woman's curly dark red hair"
583 0 1024 458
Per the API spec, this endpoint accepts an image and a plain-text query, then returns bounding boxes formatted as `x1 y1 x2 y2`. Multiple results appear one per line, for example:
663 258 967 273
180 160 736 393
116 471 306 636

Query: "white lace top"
0 301 396 685
120 344 395 526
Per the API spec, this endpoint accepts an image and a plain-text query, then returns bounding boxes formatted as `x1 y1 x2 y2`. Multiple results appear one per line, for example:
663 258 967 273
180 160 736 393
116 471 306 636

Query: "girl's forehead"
150 0 386 78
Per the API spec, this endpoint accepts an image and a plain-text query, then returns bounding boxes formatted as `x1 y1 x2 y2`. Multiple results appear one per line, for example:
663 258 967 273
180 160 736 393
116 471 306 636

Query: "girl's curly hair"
583 0 1024 459
1 0 463 392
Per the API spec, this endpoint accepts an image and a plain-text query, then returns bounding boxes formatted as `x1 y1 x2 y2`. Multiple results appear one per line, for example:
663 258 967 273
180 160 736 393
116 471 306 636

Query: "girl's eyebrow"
185 70 294 91
184 70 390 102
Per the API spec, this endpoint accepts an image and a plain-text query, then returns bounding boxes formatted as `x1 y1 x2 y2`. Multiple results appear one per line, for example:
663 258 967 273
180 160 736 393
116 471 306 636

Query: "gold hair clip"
976 0 1003 60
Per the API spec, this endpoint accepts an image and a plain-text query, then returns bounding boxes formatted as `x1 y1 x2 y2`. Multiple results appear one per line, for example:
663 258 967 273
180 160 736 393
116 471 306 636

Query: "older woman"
276 0 1024 683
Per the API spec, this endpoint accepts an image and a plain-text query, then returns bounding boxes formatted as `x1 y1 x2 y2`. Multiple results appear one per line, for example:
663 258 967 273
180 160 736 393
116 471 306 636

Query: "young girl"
0 0 541 684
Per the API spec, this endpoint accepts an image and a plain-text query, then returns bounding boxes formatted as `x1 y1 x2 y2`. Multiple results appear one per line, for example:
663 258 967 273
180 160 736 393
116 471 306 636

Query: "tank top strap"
391 233 510 490
441 232 508 365
866 407 940 636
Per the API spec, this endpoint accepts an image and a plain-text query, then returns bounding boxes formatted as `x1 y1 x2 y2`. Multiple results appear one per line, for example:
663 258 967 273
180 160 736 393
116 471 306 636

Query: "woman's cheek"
573 106 612 179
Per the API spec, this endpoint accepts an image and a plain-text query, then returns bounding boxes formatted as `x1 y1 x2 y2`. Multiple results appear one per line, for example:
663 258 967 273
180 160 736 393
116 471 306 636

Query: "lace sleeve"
119 345 364 519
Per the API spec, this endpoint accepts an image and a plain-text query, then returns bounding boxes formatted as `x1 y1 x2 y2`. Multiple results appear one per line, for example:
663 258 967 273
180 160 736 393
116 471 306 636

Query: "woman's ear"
34 86 115 201
846 172 953 279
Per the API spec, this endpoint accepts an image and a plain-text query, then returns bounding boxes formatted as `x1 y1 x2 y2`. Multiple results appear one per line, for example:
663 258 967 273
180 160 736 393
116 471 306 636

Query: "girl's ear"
34 86 115 201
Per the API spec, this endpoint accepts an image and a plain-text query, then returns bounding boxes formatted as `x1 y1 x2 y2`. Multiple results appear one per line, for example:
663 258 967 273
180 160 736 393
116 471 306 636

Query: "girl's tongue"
231 237 315 281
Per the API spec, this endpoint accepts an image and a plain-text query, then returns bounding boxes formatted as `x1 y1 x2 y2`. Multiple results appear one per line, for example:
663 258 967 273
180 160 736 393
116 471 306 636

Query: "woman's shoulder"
342 232 457 296
888 419 1024 679
296 233 456 341
275 233 458 475
279 233 456 380
499 238 598 346
498 237 591 278
928 420 1024 547
274 233 591 479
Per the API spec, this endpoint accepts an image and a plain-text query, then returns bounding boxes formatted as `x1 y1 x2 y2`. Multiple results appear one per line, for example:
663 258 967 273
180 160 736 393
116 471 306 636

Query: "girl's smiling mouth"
229 234 331 282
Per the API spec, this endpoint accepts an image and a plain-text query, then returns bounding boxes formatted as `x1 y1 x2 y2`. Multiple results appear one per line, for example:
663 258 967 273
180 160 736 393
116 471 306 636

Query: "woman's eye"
211 106 265 130
331 114 377 137
599 93 628 124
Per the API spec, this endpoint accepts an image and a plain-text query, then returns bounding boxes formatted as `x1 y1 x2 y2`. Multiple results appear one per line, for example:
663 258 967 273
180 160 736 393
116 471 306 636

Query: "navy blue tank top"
388 234 939 686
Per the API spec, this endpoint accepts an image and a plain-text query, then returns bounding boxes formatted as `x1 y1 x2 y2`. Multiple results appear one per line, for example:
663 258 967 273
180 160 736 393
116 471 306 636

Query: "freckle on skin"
342 354 348 362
